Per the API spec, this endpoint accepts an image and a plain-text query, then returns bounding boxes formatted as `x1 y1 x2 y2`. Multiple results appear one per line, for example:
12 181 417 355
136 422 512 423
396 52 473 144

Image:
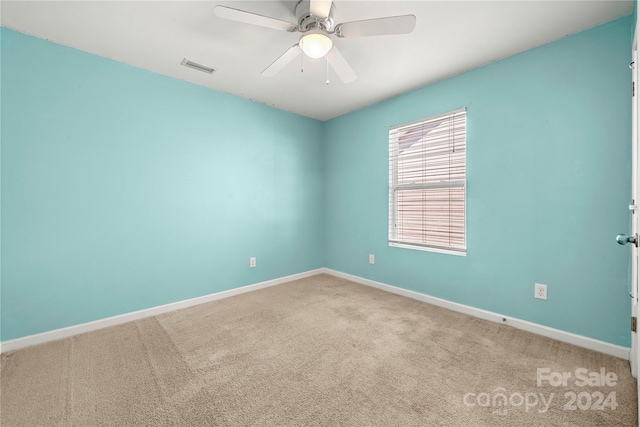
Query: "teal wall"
633 0 637 39
1 28 324 341
324 16 633 347
1 15 634 347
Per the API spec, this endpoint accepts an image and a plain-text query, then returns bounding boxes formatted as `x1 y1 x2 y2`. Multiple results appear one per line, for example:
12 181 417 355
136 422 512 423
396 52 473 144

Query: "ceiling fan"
214 0 416 83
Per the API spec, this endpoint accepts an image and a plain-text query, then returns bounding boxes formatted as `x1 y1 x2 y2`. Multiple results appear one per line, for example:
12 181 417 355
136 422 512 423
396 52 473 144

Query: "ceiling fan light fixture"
299 32 333 59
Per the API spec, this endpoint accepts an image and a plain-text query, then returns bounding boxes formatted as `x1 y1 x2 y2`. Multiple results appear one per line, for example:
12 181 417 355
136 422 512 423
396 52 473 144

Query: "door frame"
632 16 639 424
632 45 638 376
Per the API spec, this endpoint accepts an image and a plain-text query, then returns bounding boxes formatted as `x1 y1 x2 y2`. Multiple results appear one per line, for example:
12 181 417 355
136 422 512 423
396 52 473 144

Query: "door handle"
616 233 638 247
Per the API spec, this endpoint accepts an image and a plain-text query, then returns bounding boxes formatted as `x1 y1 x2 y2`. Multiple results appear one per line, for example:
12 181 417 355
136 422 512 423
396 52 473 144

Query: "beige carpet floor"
1 273 637 426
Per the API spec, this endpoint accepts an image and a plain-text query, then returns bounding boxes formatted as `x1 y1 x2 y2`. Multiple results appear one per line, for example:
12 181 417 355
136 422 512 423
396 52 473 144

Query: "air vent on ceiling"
181 58 215 74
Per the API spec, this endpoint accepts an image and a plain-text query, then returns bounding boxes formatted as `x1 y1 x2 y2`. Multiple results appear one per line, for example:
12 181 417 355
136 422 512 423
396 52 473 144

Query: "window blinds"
389 108 466 252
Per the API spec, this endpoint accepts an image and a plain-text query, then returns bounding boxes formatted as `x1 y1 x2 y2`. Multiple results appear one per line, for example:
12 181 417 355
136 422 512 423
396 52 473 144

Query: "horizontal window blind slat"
394 180 465 190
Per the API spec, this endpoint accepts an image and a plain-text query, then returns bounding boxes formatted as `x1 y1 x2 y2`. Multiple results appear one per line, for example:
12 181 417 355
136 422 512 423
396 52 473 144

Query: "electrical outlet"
250 257 256 268
534 283 547 300
369 254 375 264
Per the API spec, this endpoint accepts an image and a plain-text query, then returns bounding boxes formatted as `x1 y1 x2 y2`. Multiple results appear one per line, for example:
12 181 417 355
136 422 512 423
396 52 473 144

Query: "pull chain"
325 56 330 85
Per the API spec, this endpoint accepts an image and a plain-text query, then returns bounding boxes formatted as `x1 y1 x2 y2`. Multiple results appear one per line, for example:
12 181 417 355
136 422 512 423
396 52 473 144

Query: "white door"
616 14 639 421
618 29 640 420
631 33 639 423
620 39 637 378
634 44 640 423
631 45 638 379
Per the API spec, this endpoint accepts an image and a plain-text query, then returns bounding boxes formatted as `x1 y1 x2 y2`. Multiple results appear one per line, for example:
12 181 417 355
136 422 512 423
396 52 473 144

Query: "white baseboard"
0 268 324 354
323 268 631 361
3 267 630 361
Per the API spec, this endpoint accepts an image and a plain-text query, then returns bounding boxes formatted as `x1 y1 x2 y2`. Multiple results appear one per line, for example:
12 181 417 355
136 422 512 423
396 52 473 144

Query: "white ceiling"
1 1 634 121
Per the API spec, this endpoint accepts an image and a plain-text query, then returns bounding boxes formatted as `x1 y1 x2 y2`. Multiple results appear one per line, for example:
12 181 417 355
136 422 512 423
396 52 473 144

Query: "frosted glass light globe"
299 33 333 59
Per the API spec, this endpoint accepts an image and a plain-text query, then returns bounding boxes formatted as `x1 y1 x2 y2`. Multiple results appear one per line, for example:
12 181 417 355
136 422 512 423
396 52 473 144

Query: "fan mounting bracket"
295 0 336 32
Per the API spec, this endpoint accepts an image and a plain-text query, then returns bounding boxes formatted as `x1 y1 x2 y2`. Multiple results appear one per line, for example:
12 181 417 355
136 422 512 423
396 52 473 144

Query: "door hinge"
633 81 635 97
632 316 637 332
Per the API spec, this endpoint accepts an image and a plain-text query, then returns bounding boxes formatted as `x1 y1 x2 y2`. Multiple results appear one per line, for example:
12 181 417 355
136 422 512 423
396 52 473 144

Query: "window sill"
389 242 467 256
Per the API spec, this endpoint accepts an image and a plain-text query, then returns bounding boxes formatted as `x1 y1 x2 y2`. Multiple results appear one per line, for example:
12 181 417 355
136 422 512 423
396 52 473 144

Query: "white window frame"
388 108 467 255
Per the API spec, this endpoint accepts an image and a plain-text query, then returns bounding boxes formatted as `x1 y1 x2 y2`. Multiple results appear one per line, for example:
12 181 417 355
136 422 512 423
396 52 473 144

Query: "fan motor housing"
295 0 336 31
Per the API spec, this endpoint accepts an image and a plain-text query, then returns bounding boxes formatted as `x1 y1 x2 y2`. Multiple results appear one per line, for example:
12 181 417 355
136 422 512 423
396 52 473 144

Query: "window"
389 108 466 254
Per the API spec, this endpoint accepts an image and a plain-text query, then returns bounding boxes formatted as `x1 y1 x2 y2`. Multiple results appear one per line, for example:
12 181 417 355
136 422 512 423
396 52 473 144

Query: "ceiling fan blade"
326 46 357 84
261 45 301 77
336 15 416 38
214 6 297 32
310 0 333 19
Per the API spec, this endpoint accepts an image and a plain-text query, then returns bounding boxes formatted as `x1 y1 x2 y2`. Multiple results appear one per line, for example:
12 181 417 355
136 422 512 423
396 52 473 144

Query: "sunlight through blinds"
389 108 466 252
